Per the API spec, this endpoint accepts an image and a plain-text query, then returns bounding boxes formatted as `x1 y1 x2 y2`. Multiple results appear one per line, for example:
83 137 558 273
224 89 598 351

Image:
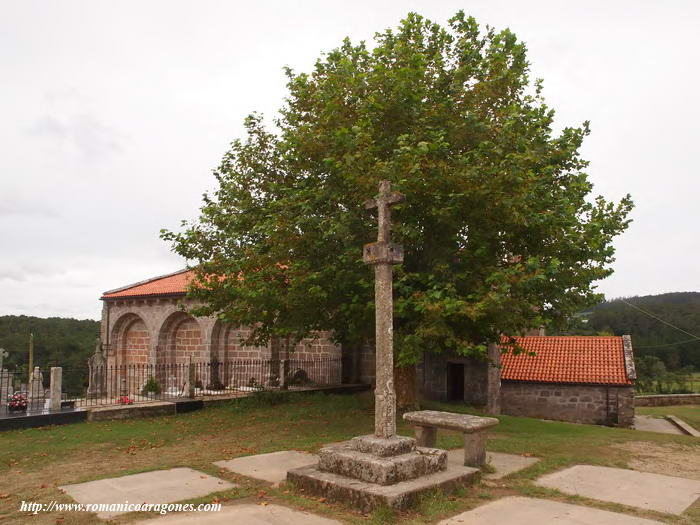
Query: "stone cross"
363 180 405 438
0 348 7 370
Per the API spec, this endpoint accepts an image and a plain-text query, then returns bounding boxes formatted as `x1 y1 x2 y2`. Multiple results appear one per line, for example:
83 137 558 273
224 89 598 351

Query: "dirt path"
613 441 700 480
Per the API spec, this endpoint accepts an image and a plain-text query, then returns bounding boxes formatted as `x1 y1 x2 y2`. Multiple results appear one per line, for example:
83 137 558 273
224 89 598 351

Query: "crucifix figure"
363 180 405 439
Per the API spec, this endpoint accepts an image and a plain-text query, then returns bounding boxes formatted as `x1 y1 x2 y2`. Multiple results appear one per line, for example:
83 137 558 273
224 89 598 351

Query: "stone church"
100 268 635 426
99 269 342 390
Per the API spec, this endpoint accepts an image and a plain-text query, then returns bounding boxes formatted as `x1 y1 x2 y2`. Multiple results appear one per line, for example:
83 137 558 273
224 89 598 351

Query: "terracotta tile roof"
500 336 632 385
101 269 195 299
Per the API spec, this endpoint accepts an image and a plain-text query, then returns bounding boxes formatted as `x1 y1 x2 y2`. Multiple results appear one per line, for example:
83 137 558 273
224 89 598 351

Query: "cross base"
363 242 404 265
286 431 478 511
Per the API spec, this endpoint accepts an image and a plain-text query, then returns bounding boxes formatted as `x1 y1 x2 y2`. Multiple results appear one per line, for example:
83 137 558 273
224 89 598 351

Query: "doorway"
447 363 464 402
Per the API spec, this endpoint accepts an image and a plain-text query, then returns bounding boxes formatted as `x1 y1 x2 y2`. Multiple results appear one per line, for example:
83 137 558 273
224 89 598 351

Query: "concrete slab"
437 496 664 524
536 464 700 515
214 451 317 486
447 449 539 479
634 415 683 435
60 468 236 519
666 415 700 437
137 503 341 524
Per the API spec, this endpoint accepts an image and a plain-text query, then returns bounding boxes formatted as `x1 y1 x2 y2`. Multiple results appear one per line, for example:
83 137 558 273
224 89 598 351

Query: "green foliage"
565 292 700 371
635 355 696 393
162 11 632 363
141 376 162 395
0 315 99 371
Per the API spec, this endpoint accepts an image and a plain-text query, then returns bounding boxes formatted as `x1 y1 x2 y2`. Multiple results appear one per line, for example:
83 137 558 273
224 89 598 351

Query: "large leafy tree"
162 12 632 377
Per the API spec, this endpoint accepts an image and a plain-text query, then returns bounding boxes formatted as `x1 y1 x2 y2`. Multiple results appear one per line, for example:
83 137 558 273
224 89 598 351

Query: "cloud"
0 194 60 219
0 262 67 283
27 113 125 160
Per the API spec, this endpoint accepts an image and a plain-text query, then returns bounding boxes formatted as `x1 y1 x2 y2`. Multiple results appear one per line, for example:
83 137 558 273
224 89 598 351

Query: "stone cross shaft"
0 348 7 370
363 180 405 439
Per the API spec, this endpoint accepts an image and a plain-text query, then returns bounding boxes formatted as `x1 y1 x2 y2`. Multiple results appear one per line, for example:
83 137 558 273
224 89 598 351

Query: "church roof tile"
101 269 194 299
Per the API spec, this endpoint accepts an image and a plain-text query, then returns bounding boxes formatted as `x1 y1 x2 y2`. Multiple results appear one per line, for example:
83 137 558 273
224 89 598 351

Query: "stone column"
50 367 62 411
374 263 396 438
363 180 405 439
485 342 501 415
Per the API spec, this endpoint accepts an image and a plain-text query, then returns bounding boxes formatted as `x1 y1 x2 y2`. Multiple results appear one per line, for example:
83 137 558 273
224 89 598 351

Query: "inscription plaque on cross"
363 180 405 438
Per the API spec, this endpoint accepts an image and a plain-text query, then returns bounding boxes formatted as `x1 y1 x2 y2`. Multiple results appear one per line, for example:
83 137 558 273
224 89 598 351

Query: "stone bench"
403 410 499 467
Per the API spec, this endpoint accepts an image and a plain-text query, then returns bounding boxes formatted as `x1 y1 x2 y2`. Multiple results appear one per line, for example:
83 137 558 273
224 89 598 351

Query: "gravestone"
27 366 45 410
0 348 12 403
287 181 478 511
49 367 63 411
87 338 107 398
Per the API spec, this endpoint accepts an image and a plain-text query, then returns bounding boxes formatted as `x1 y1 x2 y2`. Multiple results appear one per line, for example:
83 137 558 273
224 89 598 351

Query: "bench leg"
463 431 487 467
414 425 437 448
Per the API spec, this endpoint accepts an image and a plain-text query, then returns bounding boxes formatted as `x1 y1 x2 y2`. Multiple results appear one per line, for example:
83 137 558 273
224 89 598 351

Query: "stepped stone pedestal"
287 434 478 512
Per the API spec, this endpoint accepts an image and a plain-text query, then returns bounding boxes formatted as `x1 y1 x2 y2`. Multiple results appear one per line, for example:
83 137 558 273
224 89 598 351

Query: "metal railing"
61 357 342 407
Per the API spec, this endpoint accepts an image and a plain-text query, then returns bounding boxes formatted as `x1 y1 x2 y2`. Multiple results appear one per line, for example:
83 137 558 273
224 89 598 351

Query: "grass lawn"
0 392 698 524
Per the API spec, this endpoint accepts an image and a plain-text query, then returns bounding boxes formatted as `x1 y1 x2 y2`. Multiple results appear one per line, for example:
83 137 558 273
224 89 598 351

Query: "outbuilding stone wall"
501 381 634 427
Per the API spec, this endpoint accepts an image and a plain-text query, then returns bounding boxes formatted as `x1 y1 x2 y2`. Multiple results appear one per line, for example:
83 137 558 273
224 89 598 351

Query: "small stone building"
420 335 636 427
500 336 636 427
99 269 342 389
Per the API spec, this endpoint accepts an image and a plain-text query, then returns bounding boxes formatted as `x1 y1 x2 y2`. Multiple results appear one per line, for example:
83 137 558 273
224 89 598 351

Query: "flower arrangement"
117 395 133 405
8 392 28 412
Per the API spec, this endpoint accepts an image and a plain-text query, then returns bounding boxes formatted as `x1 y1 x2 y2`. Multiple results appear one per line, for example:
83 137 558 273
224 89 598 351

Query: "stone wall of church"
100 296 342 381
501 381 635 427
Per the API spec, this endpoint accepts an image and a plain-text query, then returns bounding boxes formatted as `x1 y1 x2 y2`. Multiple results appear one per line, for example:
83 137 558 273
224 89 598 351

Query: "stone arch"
109 312 151 396
110 312 151 367
209 320 228 362
157 312 206 365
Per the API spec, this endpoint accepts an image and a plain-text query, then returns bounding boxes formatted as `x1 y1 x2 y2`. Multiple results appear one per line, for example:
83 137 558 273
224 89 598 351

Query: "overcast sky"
1 1 698 321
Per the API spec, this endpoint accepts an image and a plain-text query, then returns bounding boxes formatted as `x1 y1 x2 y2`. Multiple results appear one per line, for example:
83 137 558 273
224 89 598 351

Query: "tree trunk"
394 364 418 412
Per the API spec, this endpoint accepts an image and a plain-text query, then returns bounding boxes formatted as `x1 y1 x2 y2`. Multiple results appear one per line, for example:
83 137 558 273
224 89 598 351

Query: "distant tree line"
0 315 99 393
561 292 700 393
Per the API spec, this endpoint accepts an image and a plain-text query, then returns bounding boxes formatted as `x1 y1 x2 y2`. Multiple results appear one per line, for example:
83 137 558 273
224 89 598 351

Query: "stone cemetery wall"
501 381 634 427
635 393 700 406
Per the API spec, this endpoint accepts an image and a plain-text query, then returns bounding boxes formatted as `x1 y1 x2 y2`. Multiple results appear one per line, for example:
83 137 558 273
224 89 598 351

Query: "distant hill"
564 292 700 370
0 315 100 372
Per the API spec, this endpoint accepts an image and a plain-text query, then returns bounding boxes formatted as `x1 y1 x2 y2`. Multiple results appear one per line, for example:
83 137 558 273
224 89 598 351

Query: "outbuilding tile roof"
101 269 194 299
500 336 632 385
